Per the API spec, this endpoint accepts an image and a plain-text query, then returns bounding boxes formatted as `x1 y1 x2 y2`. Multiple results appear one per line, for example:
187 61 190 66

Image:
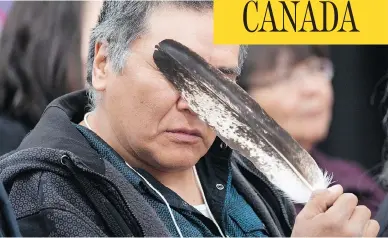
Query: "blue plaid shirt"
75 124 268 237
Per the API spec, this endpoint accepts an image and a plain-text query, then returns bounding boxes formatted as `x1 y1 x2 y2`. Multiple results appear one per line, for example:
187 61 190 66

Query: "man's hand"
291 185 380 237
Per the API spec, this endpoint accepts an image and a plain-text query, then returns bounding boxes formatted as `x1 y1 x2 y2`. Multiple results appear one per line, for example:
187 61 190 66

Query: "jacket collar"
18 90 105 174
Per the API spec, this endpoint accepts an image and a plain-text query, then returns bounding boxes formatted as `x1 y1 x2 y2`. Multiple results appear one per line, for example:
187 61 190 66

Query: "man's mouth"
165 128 202 143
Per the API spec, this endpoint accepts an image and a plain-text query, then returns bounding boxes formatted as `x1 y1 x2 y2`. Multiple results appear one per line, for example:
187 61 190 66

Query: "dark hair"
0 1 84 128
238 45 330 91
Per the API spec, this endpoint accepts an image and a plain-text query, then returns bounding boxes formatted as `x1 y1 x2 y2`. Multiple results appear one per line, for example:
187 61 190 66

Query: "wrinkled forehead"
134 5 240 72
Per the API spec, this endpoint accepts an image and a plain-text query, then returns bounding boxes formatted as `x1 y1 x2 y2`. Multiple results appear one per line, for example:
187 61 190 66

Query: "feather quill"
153 39 332 204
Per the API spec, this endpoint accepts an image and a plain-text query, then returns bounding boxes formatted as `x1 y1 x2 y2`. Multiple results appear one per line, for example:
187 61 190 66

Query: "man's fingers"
345 206 371 236
325 193 358 221
292 184 379 237
299 184 343 219
363 220 380 237
349 205 371 224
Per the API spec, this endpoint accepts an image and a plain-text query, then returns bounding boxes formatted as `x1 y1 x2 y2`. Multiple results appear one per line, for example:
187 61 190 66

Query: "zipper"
251 168 294 232
60 154 145 236
234 154 293 234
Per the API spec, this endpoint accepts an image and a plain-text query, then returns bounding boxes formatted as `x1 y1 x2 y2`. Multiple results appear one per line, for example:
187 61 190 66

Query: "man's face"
94 5 239 172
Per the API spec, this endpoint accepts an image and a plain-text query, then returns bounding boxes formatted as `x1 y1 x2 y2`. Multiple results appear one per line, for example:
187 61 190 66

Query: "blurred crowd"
0 1 387 237
0 1 101 154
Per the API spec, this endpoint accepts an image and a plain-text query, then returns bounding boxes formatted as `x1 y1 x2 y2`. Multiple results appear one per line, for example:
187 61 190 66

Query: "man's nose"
176 95 196 115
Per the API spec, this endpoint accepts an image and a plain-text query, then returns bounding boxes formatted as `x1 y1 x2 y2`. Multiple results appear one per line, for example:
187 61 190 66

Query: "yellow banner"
214 0 388 44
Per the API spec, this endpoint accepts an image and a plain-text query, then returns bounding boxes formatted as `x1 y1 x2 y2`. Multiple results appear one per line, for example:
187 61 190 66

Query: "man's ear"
92 42 109 92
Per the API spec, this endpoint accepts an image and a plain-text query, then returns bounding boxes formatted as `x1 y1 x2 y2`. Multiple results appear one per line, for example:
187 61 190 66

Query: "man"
0 1 379 236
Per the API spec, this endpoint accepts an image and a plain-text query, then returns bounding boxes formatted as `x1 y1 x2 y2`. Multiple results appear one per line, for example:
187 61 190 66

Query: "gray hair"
86 1 247 110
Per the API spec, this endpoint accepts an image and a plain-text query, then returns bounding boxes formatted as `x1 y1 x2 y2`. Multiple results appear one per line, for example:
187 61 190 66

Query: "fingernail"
328 184 342 193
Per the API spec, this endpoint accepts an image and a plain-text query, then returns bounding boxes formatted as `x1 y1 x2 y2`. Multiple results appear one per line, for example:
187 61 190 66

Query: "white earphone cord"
83 112 227 237
84 112 183 237
193 167 226 237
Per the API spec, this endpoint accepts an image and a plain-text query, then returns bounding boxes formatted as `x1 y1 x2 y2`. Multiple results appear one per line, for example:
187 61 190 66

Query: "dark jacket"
0 182 21 237
0 116 29 156
0 90 296 237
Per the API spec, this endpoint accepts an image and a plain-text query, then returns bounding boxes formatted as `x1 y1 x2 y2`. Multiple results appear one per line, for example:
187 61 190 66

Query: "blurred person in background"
238 45 385 217
373 72 388 236
0 1 102 156
81 0 104 79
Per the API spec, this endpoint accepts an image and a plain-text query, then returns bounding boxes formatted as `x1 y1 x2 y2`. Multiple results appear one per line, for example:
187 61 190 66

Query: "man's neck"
146 167 205 206
81 110 205 206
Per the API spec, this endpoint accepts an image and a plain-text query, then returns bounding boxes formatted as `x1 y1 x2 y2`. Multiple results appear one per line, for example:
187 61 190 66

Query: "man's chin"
155 153 204 170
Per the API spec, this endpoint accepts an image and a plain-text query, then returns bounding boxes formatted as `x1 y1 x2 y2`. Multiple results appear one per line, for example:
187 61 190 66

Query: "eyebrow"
217 66 241 77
